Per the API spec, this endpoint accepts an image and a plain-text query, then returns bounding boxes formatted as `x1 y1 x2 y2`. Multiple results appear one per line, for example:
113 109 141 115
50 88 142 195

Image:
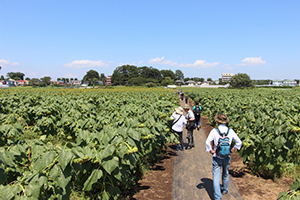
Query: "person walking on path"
192 101 202 130
180 92 184 101
183 104 195 149
205 114 242 200
171 106 187 151
185 96 188 104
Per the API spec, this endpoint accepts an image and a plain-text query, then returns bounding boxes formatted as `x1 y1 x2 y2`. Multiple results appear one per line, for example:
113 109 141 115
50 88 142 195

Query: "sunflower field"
0 88 178 200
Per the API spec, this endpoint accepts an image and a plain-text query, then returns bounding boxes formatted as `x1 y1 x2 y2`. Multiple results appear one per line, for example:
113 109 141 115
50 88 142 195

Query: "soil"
132 116 294 200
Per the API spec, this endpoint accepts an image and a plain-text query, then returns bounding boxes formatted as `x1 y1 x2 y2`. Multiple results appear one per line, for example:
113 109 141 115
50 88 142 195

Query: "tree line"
1 65 288 88
111 65 186 86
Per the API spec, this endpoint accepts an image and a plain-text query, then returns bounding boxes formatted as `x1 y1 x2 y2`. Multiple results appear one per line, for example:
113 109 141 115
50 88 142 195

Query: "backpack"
194 105 201 116
216 128 231 158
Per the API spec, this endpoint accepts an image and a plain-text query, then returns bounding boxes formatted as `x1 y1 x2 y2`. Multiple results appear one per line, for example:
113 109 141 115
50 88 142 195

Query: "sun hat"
175 107 184 115
183 104 190 110
214 114 230 124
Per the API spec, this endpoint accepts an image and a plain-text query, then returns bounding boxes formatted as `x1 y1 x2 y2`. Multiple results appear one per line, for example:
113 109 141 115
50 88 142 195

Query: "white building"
272 80 283 86
283 79 297 86
222 73 234 82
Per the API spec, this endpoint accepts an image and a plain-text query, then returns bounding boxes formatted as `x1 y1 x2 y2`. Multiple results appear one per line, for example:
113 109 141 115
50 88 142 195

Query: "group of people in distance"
170 94 242 200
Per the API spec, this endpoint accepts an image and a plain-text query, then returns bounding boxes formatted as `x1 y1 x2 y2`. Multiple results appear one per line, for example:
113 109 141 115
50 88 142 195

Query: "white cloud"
148 56 177 66
65 73 78 78
179 60 220 68
148 56 219 68
0 59 20 66
237 57 266 66
118 61 137 66
118 60 144 66
149 57 164 63
64 60 113 68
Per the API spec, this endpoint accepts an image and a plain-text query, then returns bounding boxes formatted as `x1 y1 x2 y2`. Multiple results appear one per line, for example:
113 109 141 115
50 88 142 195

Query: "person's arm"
170 112 176 119
231 131 242 153
189 110 195 121
205 130 215 154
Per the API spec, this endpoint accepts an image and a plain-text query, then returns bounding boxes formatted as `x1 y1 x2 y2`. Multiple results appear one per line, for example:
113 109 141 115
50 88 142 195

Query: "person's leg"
190 129 194 147
213 157 222 200
194 116 199 127
178 131 184 150
221 156 231 194
186 130 191 149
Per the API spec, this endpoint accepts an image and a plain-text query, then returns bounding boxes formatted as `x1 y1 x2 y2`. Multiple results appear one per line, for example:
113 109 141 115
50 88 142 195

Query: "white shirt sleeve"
230 130 242 150
205 128 216 152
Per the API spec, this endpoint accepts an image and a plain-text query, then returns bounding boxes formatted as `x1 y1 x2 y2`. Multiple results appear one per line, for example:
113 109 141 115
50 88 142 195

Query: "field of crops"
184 88 300 177
0 88 179 199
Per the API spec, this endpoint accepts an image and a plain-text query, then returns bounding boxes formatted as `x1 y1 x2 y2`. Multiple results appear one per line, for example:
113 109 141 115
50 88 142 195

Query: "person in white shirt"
171 107 187 151
205 114 242 200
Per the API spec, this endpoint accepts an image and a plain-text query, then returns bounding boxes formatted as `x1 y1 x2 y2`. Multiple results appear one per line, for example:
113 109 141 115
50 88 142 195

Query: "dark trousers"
186 129 194 147
173 130 183 146
195 115 201 127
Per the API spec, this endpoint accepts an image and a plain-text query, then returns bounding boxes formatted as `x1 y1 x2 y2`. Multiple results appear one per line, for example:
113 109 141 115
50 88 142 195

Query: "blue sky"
1 0 299 81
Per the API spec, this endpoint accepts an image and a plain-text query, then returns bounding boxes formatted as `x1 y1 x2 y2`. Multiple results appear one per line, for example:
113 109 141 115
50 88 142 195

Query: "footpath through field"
172 98 243 200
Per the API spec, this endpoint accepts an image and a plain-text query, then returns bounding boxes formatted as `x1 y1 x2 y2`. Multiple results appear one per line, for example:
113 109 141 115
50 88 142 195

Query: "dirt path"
132 94 293 200
172 100 243 200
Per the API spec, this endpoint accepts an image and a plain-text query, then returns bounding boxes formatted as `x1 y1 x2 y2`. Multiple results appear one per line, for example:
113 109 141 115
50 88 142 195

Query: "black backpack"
194 105 201 116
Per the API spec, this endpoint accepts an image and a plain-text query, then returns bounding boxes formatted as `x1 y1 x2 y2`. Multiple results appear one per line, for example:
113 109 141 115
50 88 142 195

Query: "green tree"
83 70 100 83
25 77 30 81
161 77 174 86
160 70 175 80
111 65 138 85
40 76 52 85
175 70 184 81
146 82 157 88
100 73 106 85
207 78 212 82
138 66 161 81
29 78 39 86
128 77 145 86
184 77 190 82
7 72 25 80
230 73 253 88
0 75 4 80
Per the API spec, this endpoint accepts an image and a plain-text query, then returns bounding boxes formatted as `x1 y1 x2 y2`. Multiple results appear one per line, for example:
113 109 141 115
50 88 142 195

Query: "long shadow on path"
196 178 214 200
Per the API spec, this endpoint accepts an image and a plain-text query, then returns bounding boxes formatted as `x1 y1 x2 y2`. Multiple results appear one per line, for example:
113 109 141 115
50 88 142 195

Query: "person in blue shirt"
192 101 202 130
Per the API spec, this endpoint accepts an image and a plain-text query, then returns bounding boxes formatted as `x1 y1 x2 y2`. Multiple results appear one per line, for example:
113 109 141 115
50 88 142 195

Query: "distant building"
283 79 297 86
70 80 81 87
7 79 17 87
185 80 197 85
95 81 104 85
51 80 65 86
271 80 283 86
175 80 184 85
222 73 234 82
106 75 112 85
17 80 29 86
